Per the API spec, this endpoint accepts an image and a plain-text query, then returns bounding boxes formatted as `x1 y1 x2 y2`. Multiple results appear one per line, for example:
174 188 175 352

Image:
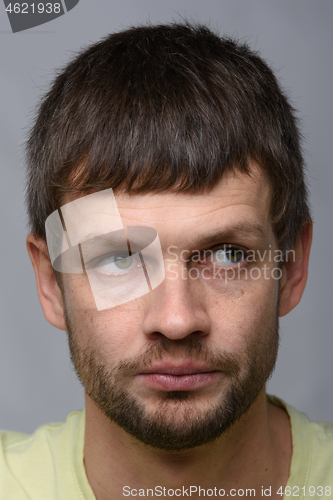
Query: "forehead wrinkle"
116 183 271 225
118 199 268 226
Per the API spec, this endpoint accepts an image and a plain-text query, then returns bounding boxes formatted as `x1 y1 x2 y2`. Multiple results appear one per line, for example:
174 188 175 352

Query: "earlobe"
279 222 313 317
26 233 67 331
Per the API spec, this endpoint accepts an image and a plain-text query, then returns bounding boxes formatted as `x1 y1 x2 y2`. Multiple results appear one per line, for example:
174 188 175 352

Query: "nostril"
148 331 165 341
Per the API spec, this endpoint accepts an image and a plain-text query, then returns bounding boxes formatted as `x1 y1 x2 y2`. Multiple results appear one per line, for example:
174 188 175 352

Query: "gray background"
0 0 332 434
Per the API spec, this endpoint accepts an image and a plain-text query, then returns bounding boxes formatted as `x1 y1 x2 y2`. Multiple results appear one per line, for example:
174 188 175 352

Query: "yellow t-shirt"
268 396 333 498
0 397 332 499
0 409 94 499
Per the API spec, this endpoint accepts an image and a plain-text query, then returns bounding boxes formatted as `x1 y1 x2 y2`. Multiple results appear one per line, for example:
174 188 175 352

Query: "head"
26 22 312 451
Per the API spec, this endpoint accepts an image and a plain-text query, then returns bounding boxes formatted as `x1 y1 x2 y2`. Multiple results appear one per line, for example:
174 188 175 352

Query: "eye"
211 247 245 266
95 252 137 273
113 255 134 269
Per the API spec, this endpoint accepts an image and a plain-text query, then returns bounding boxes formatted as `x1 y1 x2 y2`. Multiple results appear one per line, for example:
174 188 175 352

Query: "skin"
27 165 312 499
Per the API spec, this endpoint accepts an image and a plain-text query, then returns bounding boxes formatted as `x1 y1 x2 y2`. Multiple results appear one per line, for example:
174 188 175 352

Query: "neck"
83 389 292 500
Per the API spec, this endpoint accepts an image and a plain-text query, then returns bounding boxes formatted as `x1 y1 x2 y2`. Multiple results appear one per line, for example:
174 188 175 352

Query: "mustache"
114 338 240 377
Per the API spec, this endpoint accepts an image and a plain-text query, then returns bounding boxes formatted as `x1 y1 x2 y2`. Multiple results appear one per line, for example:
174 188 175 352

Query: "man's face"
61 166 280 450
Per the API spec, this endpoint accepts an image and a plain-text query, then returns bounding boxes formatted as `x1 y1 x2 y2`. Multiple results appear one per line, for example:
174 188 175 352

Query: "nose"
142 263 211 341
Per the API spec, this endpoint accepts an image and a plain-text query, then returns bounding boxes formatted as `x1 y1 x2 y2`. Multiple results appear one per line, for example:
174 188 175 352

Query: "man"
0 22 332 500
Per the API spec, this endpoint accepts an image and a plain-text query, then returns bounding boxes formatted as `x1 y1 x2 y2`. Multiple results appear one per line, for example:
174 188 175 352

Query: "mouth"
137 360 220 391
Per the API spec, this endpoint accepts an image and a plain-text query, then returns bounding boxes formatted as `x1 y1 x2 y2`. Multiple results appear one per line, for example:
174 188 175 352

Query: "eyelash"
86 252 139 275
194 245 248 268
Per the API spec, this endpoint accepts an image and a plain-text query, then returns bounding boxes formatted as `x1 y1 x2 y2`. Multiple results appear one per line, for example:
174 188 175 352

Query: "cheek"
62 273 96 312
63 275 145 356
86 308 144 356
205 277 279 352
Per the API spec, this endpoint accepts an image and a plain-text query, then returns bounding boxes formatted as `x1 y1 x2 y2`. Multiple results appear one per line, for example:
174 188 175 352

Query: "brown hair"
26 22 311 251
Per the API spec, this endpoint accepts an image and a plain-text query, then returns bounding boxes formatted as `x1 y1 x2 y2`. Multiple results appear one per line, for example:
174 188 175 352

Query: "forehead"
61 164 273 248
114 165 272 243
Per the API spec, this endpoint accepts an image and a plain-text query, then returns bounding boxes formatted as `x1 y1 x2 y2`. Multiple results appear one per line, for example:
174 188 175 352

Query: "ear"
26 233 67 330
279 222 313 317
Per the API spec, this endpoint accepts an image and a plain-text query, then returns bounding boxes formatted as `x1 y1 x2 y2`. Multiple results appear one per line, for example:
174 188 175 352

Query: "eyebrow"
188 221 270 250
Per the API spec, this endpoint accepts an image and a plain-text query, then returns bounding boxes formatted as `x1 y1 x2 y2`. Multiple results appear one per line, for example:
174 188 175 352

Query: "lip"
137 360 220 391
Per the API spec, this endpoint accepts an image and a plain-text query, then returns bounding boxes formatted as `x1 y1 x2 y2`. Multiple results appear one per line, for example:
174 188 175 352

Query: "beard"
65 305 279 451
